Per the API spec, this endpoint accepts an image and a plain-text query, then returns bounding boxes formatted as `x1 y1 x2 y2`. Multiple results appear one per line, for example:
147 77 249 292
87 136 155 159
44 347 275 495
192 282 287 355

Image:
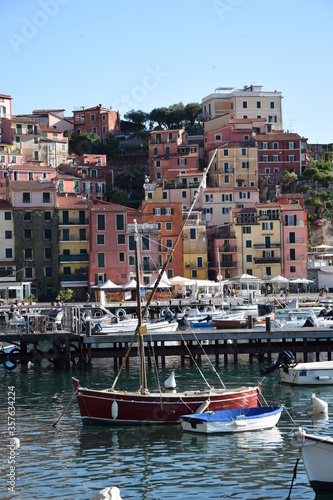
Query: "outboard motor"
303 316 315 328
92 322 102 334
164 308 174 322
260 350 296 376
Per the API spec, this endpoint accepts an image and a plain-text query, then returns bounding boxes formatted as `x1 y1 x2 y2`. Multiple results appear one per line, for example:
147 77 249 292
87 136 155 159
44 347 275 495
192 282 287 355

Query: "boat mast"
134 219 148 394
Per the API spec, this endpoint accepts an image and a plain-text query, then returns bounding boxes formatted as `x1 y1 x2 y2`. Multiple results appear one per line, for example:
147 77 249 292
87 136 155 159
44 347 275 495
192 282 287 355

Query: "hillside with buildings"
0 84 332 302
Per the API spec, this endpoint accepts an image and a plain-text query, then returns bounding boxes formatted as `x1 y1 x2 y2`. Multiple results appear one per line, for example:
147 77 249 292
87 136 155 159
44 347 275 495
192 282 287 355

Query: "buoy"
111 400 118 419
91 486 122 500
10 437 20 449
312 393 328 414
164 371 176 389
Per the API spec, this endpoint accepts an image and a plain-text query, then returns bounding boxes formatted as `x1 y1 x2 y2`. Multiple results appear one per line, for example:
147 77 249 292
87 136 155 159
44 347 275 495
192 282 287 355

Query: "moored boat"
291 427 333 495
180 405 283 434
212 312 248 329
260 350 333 385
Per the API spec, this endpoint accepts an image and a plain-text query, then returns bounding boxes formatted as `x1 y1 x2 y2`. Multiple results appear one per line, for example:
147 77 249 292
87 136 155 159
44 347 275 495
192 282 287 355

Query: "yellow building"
57 195 89 300
183 213 208 280
208 144 258 189
231 203 283 281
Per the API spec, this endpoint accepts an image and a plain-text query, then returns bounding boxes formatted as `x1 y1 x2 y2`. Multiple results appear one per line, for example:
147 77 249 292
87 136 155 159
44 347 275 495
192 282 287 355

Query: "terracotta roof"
33 109 65 114
8 164 55 172
8 180 56 190
256 132 306 141
57 195 89 209
0 94 12 99
0 200 12 209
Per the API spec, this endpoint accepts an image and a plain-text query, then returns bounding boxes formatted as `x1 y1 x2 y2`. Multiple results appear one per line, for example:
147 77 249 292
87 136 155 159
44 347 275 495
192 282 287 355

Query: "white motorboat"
291 427 333 495
180 405 283 434
260 350 333 385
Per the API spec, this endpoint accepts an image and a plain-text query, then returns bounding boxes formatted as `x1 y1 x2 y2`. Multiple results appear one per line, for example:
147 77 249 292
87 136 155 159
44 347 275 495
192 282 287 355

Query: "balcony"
253 243 281 249
220 245 237 253
59 236 88 242
254 257 281 264
60 255 89 263
59 218 89 226
220 261 236 268
60 274 88 282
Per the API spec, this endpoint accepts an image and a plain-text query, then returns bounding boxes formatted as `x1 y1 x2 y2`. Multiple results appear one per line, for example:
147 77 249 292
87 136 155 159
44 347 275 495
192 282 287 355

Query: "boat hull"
292 428 333 495
72 378 260 425
180 405 283 434
278 361 333 385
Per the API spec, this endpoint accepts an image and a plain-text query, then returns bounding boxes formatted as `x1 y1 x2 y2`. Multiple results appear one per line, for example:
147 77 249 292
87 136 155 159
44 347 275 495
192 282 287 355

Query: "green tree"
184 102 202 127
105 136 120 156
124 109 149 128
149 107 168 128
69 132 103 155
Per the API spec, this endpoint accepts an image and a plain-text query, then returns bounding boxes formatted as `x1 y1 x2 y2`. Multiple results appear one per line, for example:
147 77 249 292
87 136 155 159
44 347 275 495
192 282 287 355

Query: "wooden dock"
1 327 333 371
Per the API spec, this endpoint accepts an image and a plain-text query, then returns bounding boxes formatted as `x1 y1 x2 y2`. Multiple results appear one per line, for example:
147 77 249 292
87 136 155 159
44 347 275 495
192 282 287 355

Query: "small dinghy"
180 405 283 434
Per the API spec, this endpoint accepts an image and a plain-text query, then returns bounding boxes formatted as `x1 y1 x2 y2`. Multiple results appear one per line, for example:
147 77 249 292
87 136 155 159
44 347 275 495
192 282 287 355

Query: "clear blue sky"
2 0 332 144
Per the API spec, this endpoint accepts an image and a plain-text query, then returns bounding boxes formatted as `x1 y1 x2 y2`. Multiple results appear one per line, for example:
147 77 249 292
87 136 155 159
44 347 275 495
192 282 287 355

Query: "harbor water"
1 353 332 499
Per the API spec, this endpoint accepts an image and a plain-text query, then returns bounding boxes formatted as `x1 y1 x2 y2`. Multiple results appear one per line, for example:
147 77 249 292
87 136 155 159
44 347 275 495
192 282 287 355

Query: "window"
197 256 203 268
156 172 161 179
243 227 252 234
147 192 153 199
79 229 86 241
25 248 32 260
25 229 32 239
142 236 150 251
168 132 173 141
25 267 33 278
166 239 173 248
224 175 229 184
261 155 269 162
5 230 12 239
262 222 273 231
285 215 297 226
241 161 249 169
290 265 296 273
287 155 296 162
166 222 172 231
265 167 270 174
289 232 296 244
44 229 52 240
23 192 31 203
63 267 71 275
129 255 135 266
102 114 106 121
270 101 275 109
92 127 97 134
273 142 279 149
241 148 246 156
97 214 105 230
262 142 269 150
162 192 167 200
128 235 135 251
44 211 51 221
223 149 228 156
191 269 198 278
97 253 105 268
215 134 221 141
289 249 296 261
256 101 261 108
243 101 247 108
245 240 252 248
182 191 187 199
153 147 158 155
34 151 39 161
45 248 52 259
118 234 125 245
246 255 253 262
190 228 196 239
272 155 280 162
24 212 31 222
90 114 95 122
43 192 51 203
4 212 11 220
119 252 125 262
287 142 295 150
97 234 104 245
116 214 124 230
5 248 12 259
62 229 69 241
45 267 52 277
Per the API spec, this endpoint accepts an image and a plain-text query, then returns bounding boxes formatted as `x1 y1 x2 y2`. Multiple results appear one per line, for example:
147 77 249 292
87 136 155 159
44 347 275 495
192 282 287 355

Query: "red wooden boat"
72 378 260 425
72 155 261 426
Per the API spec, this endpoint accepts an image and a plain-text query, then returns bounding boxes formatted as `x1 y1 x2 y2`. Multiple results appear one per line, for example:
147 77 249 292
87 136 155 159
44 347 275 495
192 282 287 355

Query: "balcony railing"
60 274 88 282
254 257 281 264
59 218 89 226
253 243 281 249
60 255 89 263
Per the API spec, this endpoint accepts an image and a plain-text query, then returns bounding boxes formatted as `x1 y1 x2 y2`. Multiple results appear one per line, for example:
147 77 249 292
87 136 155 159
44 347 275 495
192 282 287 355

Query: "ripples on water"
1 354 331 499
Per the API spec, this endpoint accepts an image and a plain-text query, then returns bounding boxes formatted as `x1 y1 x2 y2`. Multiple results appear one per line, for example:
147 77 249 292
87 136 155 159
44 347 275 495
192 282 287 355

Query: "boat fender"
115 308 126 320
112 400 118 419
196 400 210 414
182 306 191 315
311 393 328 414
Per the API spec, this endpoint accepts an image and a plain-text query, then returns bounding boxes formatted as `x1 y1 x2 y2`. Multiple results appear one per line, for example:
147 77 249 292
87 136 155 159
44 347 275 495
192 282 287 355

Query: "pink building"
73 104 120 144
203 124 253 162
256 132 308 197
149 128 199 184
278 194 308 279
88 200 159 287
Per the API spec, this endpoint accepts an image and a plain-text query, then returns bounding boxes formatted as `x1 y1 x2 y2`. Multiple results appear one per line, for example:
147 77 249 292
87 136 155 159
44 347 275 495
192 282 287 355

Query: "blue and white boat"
180 405 283 434
0 343 18 370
